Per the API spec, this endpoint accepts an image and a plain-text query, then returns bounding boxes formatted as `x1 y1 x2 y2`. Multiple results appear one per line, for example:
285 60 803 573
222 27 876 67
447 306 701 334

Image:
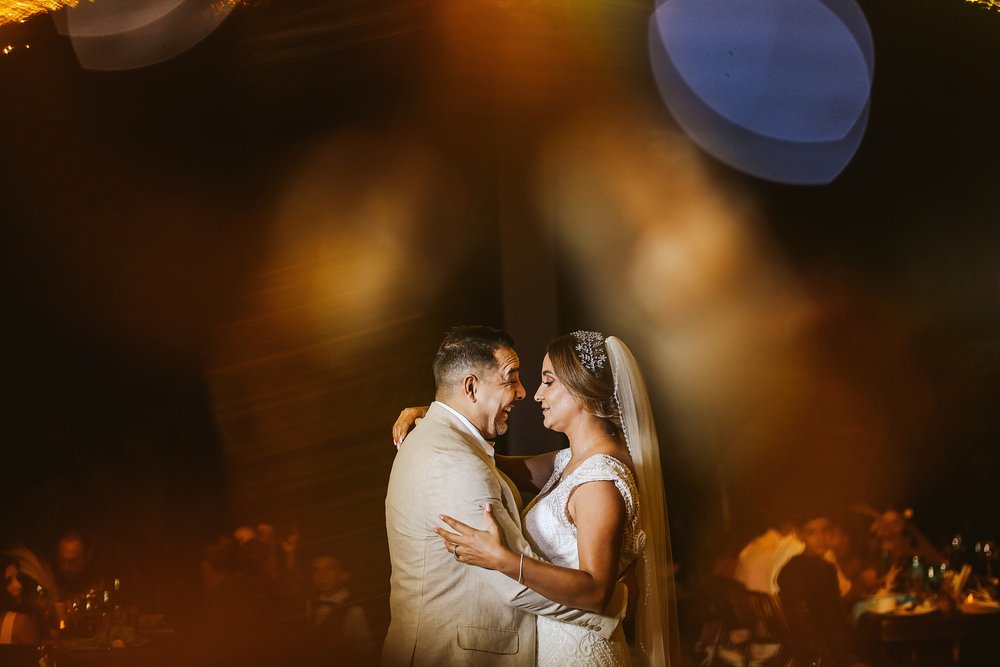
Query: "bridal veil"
606 337 681 667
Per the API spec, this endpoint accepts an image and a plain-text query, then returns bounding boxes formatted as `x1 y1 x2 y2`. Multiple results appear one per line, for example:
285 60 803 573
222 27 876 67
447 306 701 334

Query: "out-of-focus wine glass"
982 540 997 583
926 563 943 593
947 533 966 570
908 555 926 595
33 585 60 637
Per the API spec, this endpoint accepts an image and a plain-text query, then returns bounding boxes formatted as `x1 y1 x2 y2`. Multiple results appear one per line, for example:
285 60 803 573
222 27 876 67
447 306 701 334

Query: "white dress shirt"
435 401 495 458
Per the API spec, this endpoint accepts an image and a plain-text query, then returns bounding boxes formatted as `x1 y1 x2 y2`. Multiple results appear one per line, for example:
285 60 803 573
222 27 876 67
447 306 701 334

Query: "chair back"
730 588 790 644
697 578 828 666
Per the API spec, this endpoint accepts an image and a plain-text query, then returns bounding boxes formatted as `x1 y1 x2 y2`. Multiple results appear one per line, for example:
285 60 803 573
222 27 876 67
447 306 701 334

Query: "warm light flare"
0 0 81 27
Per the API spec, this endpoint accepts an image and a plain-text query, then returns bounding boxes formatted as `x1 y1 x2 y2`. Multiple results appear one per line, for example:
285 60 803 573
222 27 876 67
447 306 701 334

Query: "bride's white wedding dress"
523 449 644 667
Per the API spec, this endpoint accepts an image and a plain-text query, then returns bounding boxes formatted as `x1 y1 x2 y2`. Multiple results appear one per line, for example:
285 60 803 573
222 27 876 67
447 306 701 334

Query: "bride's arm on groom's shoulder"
439 481 626 614
392 406 429 447
494 451 557 494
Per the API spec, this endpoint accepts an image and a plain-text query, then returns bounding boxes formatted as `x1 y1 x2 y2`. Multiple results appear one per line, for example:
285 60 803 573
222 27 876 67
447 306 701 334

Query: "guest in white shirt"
734 519 852 598
734 526 789 593
769 527 853 598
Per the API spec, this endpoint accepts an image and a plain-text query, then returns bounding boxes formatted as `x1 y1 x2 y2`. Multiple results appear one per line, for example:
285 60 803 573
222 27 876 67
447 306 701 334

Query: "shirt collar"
434 400 495 458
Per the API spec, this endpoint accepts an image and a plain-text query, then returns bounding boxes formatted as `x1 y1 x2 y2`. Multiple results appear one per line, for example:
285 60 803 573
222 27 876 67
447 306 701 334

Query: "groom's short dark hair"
433 325 516 392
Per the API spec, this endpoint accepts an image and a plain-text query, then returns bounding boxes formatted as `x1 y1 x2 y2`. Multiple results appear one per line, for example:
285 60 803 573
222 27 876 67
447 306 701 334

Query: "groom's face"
475 346 526 439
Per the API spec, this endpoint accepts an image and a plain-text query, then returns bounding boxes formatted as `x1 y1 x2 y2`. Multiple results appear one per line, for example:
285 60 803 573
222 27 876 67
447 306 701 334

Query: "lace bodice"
524 449 643 667
524 450 645 576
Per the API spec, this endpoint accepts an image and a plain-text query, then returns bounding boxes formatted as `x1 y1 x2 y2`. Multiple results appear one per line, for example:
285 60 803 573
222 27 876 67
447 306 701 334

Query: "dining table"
47 613 180 667
50 639 180 667
856 599 1000 666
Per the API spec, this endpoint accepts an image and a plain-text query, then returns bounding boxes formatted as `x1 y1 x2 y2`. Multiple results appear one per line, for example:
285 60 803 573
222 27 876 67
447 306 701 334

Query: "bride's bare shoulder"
589 441 634 475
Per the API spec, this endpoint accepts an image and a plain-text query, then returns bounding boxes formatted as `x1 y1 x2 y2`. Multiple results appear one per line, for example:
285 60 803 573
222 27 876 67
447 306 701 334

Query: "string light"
967 0 1000 10
1 1 83 27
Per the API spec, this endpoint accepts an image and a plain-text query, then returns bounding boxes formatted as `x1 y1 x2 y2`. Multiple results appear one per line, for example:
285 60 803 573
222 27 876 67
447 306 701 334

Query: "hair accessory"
571 330 608 374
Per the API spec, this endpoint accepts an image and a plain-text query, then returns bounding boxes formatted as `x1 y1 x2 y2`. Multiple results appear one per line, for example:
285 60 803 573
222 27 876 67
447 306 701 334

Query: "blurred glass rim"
650 0 873 143
52 0 236 71
53 0 189 38
647 14 870 185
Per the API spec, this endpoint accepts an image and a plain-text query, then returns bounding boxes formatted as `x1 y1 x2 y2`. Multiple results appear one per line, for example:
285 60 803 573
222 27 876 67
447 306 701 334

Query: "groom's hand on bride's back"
392 406 430 449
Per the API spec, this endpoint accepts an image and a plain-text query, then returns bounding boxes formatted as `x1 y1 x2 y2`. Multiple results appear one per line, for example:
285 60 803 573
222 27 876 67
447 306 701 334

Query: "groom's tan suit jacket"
382 403 625 667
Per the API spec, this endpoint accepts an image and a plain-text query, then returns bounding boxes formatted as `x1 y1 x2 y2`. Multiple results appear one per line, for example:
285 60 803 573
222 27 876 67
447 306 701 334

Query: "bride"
394 332 678 667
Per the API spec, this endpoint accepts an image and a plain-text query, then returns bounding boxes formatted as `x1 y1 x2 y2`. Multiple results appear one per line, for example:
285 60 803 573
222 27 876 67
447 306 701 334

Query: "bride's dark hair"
546 334 622 438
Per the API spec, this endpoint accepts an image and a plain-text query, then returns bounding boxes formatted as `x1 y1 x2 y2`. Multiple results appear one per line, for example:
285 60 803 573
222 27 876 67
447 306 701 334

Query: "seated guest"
199 535 266 624
777 512 867 667
187 535 272 666
2 545 56 599
867 508 944 577
735 518 794 593
305 552 375 664
239 523 286 591
275 525 307 621
728 519 797 664
187 535 317 667
233 526 284 616
1 555 40 645
234 522 305 622
766 523 852 599
829 516 878 603
53 530 104 601
2 543 58 636
276 525 302 582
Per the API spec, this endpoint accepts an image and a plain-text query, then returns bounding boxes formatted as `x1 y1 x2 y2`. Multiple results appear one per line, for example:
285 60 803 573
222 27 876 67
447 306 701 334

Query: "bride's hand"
436 504 517 573
392 406 429 449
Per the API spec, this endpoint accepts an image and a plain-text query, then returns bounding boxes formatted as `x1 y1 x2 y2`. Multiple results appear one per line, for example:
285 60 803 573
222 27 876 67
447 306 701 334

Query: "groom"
382 325 626 666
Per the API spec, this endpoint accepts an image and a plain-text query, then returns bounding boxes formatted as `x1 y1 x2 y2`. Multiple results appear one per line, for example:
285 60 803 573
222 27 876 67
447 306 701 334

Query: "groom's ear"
463 374 478 402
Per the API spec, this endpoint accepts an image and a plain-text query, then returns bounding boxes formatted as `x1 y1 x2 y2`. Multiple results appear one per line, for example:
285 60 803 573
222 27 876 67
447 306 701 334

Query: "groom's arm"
429 449 626 640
